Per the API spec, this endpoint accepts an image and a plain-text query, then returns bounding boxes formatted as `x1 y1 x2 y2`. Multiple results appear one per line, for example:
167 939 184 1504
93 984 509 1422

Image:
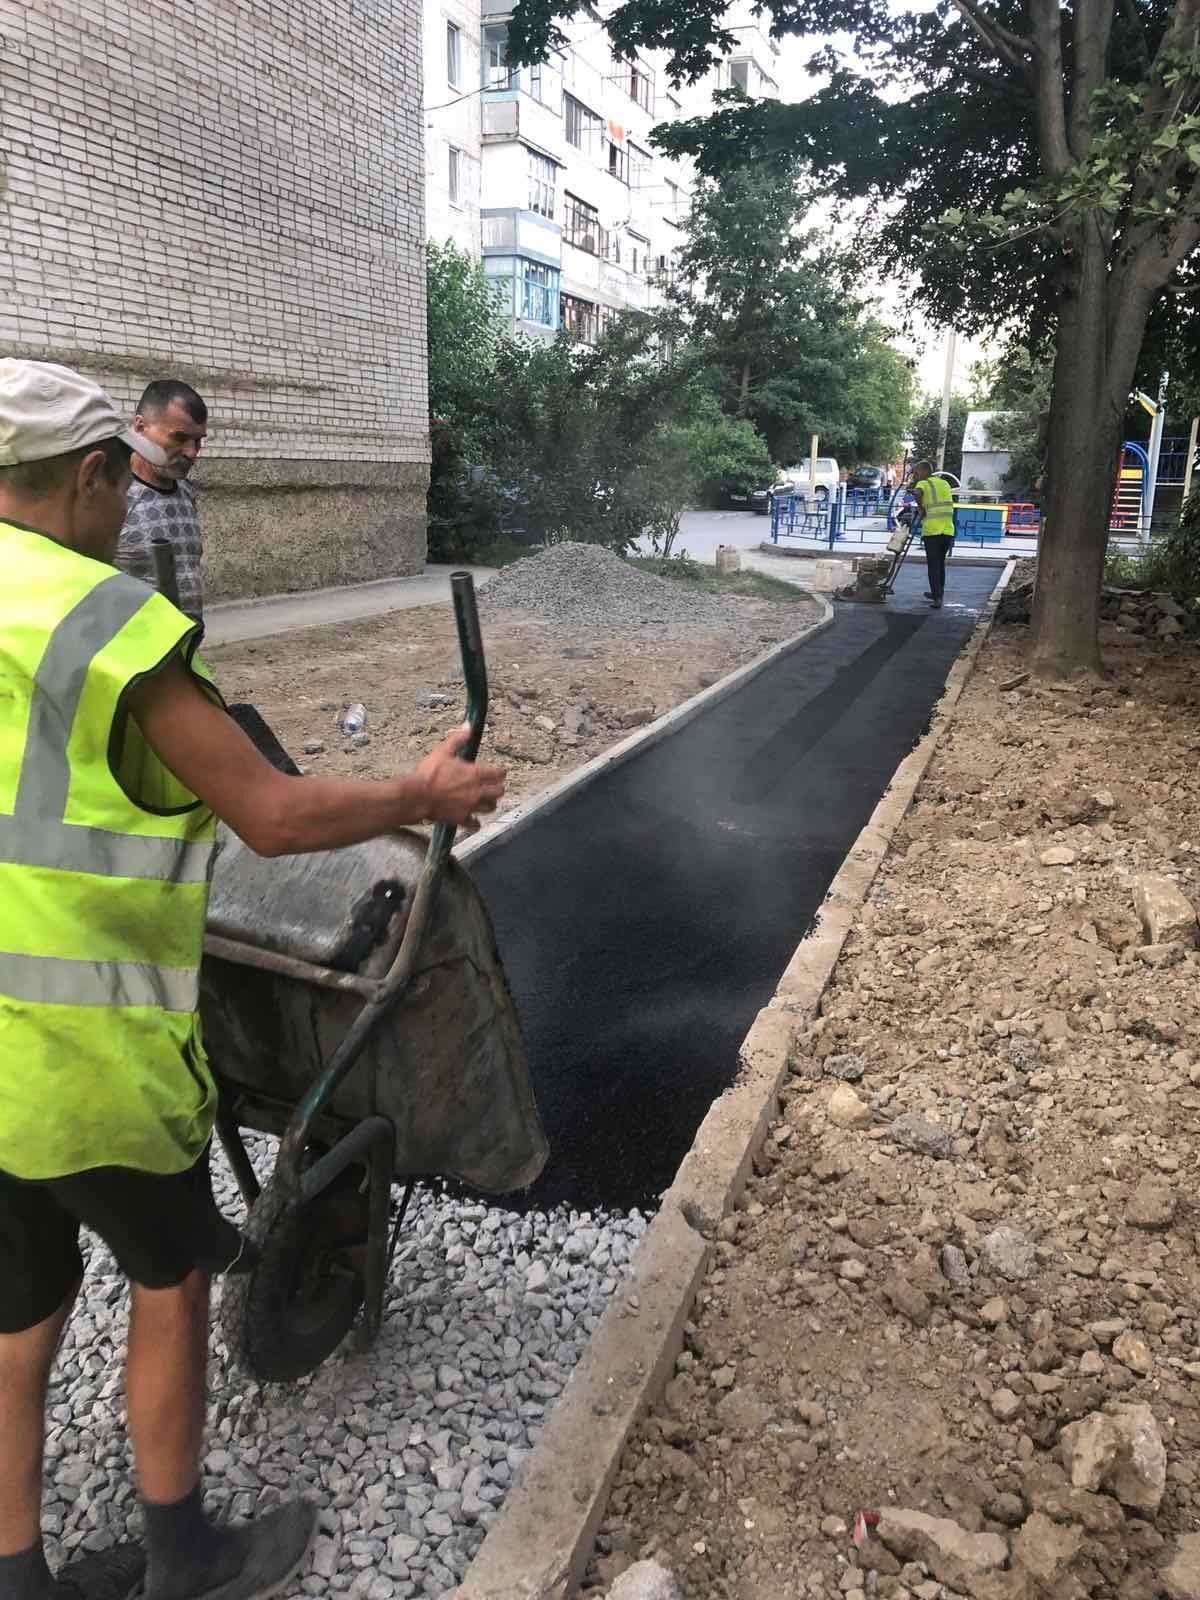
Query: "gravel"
480 543 737 634
42 1137 647 1599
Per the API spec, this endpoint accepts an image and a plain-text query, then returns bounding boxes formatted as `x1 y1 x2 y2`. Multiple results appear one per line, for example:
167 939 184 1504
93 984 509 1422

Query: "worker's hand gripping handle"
450 571 489 762
429 572 489 860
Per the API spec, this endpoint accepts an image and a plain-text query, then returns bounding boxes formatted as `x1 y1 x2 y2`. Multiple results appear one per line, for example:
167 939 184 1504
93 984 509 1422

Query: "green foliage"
970 347 1054 494
909 398 970 480
674 166 914 466
426 245 776 560
1103 495 1200 595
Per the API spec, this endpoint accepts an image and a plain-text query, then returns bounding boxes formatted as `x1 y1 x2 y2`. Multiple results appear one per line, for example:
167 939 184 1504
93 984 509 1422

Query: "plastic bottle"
339 703 367 736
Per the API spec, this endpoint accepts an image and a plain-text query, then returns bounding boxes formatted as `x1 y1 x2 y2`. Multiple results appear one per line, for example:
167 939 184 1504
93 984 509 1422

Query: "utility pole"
935 330 957 472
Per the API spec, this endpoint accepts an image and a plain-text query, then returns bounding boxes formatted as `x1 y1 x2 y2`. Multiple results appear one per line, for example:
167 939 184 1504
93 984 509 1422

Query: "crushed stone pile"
480 542 735 633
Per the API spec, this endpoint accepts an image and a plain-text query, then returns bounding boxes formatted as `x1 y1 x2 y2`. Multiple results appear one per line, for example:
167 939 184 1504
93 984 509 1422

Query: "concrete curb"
454 560 1015 1600
457 594 833 866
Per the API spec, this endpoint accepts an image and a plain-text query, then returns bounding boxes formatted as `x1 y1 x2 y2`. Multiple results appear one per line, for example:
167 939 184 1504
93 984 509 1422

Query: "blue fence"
768 483 1040 552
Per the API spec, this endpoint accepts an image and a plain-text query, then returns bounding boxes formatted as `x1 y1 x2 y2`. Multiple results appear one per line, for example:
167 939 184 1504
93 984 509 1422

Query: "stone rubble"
43 1134 647 1599
480 543 738 634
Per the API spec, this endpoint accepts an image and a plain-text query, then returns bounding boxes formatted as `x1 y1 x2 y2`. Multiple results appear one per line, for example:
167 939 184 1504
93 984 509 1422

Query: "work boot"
930 598 943 609
143 1503 315 1600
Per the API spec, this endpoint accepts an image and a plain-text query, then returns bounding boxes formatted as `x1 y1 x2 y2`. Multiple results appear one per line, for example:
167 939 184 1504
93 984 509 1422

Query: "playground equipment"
1111 441 1150 537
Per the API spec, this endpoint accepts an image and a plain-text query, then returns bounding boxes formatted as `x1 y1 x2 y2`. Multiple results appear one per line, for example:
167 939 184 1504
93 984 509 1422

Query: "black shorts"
0 1145 248 1334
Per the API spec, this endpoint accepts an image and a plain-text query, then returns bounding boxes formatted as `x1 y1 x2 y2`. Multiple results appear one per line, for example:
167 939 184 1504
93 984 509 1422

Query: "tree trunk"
738 361 751 414
1029 225 1145 677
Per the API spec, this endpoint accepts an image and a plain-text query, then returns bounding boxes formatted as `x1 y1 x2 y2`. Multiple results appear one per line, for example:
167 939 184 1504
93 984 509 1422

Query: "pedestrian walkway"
470 561 1001 1210
204 563 496 647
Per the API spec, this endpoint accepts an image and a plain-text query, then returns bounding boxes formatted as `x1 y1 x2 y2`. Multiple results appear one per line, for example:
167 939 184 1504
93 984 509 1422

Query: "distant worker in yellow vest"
908 459 957 609
0 361 506 1600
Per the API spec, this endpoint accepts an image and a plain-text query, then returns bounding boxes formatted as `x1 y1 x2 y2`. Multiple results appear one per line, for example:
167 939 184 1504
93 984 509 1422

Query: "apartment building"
423 1 780 340
4 0 430 599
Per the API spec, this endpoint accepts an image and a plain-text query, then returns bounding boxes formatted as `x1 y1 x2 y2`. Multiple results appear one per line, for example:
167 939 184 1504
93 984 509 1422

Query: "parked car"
719 479 775 514
848 465 885 493
777 456 840 502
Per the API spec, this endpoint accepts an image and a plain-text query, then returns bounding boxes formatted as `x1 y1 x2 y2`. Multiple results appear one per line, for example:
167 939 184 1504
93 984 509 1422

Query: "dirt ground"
204 591 821 814
587 607 1200 1600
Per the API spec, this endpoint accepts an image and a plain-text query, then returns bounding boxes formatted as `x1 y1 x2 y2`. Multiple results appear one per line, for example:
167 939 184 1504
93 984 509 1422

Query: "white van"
776 457 841 502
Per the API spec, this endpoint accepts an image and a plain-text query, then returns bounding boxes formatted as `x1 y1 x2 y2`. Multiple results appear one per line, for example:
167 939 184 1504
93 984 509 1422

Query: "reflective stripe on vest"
0 523 218 1179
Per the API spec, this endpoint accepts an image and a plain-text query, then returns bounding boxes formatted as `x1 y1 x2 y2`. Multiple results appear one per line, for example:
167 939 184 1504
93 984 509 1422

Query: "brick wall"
1 0 431 597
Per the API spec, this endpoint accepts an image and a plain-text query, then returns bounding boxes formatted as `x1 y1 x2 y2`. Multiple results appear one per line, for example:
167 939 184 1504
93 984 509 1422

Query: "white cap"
0 359 168 468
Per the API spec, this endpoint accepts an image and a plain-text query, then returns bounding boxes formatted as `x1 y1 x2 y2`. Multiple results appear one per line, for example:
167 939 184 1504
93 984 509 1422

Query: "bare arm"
129 659 505 857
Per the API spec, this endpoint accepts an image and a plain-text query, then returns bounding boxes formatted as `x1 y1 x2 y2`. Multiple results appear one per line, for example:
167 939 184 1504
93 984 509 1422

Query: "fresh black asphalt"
472 560 1000 1212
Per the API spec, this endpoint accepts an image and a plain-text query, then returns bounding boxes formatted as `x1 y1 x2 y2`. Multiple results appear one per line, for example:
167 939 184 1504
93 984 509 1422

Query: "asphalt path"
472 561 999 1211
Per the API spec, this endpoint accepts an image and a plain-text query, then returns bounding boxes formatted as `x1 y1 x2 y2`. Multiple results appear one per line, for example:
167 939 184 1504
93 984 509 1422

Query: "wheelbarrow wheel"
220 1162 369 1383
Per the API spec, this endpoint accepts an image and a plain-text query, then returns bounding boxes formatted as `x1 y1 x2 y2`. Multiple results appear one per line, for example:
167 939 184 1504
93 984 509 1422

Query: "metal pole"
1184 416 1199 504
935 331 957 472
808 433 818 498
1144 372 1168 541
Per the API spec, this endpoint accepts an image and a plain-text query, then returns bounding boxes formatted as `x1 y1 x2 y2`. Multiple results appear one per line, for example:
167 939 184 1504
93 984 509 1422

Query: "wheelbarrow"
195 573 548 1382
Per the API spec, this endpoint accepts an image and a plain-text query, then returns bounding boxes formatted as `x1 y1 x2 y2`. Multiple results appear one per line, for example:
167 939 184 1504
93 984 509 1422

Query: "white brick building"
1 0 430 599
422 0 779 338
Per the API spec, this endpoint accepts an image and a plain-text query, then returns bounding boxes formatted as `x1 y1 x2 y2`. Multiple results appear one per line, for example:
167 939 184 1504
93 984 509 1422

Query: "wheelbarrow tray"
200 824 547 1195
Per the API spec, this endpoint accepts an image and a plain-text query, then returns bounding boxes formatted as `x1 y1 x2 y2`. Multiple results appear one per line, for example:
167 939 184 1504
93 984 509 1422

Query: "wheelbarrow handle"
430 571 489 859
151 537 180 609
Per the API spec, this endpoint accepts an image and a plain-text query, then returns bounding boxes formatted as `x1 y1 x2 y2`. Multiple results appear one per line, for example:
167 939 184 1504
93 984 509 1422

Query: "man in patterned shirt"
116 381 208 621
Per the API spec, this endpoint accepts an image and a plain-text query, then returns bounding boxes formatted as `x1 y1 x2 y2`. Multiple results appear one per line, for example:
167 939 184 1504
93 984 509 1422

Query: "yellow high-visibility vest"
915 474 957 537
0 519 219 1179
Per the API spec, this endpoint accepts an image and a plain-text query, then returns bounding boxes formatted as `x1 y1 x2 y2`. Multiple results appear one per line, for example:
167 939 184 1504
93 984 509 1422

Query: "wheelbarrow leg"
361 1125 397 1348
216 1107 261 1208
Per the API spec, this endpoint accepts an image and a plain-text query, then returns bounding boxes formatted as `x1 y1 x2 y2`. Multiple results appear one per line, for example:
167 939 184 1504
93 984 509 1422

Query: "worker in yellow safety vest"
908 458 957 609
0 361 506 1600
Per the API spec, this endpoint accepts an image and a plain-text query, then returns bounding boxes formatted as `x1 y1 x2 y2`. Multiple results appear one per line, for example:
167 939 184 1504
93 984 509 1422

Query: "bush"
1103 493 1200 599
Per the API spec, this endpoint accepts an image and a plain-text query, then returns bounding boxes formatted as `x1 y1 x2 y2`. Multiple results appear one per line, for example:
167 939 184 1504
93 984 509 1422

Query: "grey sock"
0 1543 51 1600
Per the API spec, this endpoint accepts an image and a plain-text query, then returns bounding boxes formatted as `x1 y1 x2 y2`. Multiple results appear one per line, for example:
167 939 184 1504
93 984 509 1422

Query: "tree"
674 164 914 466
510 0 1200 676
426 243 771 557
909 396 971 480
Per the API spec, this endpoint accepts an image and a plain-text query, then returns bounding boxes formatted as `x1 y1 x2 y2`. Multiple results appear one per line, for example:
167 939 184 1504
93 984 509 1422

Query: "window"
664 179 680 220
527 150 556 218
627 231 648 275
529 55 563 109
608 141 629 184
628 141 651 188
521 261 558 327
627 62 654 112
564 93 601 150
603 229 621 264
563 192 600 252
483 24 514 89
446 21 461 88
560 293 600 344
448 145 462 206
652 252 677 286
729 58 750 93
